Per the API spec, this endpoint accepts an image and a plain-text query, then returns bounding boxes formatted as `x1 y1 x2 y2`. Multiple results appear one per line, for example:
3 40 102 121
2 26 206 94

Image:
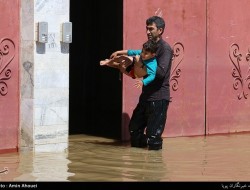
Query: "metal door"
206 0 250 134
0 0 20 153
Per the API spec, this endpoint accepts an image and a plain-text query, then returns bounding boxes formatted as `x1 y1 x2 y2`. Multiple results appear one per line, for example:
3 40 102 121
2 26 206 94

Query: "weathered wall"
20 0 70 152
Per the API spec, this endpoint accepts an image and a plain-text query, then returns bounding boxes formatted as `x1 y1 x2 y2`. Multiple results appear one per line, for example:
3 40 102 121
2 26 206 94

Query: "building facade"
1 0 250 153
0 0 70 153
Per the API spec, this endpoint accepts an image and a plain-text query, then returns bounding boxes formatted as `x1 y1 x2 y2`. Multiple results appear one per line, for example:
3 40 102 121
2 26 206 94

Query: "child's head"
141 40 158 61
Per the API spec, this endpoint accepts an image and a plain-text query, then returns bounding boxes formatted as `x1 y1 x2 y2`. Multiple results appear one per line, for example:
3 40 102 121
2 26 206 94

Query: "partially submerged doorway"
69 0 123 139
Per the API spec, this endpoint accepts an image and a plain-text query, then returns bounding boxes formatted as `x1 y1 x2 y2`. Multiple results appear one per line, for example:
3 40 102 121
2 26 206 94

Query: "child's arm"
110 50 128 59
141 58 157 86
110 49 141 59
127 50 142 56
132 55 147 78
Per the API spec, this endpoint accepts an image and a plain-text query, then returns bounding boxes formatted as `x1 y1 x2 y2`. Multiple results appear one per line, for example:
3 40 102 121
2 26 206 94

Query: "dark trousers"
129 99 169 149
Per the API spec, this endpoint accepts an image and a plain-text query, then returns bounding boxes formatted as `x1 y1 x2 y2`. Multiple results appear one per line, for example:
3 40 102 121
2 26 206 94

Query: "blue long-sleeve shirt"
139 38 173 102
127 50 157 86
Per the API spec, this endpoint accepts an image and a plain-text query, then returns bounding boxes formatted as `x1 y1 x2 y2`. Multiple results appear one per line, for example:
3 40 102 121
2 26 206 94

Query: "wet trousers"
129 99 169 150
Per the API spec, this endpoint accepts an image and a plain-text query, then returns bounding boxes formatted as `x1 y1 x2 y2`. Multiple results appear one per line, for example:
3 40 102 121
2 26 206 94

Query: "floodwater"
1 133 250 182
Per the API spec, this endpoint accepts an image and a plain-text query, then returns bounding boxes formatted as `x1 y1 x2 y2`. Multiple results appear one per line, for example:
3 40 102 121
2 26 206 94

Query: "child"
100 39 158 87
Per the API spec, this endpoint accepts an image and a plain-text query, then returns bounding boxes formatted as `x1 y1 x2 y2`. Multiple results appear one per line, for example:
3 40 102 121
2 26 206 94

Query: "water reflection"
0 151 74 181
67 135 167 181
1 133 250 181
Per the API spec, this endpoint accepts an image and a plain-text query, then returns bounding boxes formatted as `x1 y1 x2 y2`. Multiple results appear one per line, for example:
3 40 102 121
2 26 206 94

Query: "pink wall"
0 0 20 153
206 0 250 134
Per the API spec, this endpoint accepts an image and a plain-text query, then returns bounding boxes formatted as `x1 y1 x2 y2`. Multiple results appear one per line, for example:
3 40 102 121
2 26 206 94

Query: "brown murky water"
1 133 250 182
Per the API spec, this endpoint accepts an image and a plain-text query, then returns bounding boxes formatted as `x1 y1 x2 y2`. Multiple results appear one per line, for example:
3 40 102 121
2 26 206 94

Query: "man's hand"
117 55 133 73
118 60 127 73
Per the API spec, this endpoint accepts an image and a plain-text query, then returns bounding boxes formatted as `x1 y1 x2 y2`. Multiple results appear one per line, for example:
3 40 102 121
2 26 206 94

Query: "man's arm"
156 47 173 79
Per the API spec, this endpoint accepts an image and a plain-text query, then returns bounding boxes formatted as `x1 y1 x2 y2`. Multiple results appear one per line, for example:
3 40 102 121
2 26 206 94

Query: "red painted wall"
206 0 250 134
0 0 20 153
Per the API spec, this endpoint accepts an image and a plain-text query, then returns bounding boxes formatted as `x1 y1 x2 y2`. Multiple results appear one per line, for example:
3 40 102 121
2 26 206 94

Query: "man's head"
146 16 165 42
140 40 158 61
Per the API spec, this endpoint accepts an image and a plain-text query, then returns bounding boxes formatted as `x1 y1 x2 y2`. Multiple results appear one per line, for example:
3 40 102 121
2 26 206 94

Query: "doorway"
69 1 123 139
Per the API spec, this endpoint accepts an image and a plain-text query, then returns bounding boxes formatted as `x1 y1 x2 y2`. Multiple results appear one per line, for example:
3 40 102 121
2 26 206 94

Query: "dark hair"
142 40 158 53
146 16 165 34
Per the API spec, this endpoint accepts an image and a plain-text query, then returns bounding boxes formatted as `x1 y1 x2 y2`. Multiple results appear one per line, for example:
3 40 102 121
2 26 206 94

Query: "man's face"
146 22 162 41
